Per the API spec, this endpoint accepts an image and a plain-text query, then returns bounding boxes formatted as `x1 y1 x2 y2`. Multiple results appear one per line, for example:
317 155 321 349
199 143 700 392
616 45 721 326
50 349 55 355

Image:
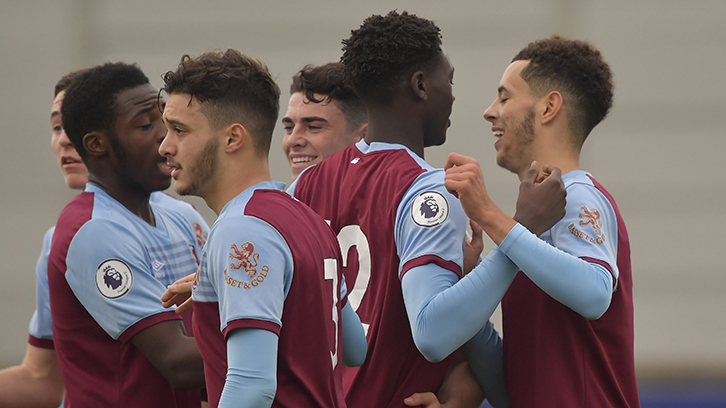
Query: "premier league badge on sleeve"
411 191 449 227
95 259 134 299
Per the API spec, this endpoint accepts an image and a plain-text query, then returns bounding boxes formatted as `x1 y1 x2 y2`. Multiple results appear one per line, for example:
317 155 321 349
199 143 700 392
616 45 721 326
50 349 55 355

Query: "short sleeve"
205 215 294 337
28 227 55 347
545 181 620 283
394 169 468 279
65 219 178 341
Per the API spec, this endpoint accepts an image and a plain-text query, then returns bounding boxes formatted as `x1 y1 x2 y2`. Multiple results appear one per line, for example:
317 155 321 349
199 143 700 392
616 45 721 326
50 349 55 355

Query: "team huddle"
0 10 640 408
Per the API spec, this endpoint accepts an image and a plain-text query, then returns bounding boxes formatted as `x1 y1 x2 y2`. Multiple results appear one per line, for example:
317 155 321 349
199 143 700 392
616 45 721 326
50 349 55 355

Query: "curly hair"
341 10 442 102
54 68 89 97
162 49 281 156
513 35 614 144
60 62 149 163
290 62 367 133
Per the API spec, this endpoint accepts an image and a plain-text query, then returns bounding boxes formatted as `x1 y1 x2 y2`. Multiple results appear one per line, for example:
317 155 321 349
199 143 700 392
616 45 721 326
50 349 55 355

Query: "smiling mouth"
493 130 504 138
61 157 81 165
291 156 316 165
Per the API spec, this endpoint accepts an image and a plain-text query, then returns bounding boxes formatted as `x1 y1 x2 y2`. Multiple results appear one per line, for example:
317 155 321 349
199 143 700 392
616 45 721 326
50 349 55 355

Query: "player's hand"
161 273 195 314
444 153 493 226
404 392 442 408
463 219 483 275
513 161 566 236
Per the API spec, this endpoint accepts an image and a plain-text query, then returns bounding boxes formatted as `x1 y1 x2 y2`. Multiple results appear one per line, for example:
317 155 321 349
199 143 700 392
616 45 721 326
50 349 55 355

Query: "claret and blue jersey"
46 184 208 408
191 181 348 408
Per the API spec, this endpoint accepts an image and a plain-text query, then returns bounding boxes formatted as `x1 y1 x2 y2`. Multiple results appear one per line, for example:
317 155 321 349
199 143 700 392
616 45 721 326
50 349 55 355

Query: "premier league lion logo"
95 259 133 299
411 191 449 227
103 265 123 290
420 195 440 219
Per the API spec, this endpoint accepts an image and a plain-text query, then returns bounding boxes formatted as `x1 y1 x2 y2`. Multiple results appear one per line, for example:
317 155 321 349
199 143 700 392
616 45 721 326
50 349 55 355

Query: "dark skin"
363 50 455 159
81 84 205 389
362 48 564 406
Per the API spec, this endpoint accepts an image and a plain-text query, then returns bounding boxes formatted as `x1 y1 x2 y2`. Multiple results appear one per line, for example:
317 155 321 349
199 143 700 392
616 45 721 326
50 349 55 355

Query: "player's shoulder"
42 225 56 247
563 171 614 208
151 191 208 228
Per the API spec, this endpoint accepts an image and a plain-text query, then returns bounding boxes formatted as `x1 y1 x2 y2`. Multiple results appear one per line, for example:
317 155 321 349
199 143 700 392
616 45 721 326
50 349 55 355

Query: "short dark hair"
341 10 442 102
54 69 89 97
162 49 281 156
290 62 367 133
61 62 150 163
513 35 614 144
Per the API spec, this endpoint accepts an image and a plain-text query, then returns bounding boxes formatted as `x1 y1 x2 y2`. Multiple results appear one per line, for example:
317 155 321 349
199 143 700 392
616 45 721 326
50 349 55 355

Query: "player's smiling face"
483 60 537 175
110 84 171 193
281 92 363 181
51 90 88 189
160 93 220 198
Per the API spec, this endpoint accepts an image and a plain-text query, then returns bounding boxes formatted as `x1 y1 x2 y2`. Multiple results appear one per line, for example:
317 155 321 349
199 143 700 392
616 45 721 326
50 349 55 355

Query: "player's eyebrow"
301 116 329 123
498 86 507 95
282 116 330 124
132 103 156 119
163 116 186 127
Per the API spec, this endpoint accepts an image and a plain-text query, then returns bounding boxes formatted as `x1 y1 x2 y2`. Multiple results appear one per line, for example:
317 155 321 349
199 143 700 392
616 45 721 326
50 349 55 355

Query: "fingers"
468 219 484 252
523 161 541 185
160 276 194 309
469 219 483 237
404 392 440 407
175 298 194 315
160 293 179 309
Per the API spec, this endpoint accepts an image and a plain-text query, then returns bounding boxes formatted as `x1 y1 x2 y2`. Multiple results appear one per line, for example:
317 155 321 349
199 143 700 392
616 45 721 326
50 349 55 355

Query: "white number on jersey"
336 224 371 335
324 258 339 369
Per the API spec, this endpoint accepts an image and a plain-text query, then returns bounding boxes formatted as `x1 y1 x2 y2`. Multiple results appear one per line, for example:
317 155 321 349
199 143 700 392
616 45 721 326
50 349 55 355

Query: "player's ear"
83 131 110 157
540 91 563 125
410 70 427 101
355 123 367 141
225 123 248 153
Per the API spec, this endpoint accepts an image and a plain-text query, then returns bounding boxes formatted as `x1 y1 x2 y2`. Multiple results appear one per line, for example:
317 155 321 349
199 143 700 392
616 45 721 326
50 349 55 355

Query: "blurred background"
1 0 724 405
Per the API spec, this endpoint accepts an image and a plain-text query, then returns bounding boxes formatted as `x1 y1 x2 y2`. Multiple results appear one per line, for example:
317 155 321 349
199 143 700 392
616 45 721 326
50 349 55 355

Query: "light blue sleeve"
65 219 174 340
210 216 292 331
341 301 367 367
28 226 55 340
499 223 613 320
395 170 468 277
464 321 508 408
218 328 278 408
400 246 518 362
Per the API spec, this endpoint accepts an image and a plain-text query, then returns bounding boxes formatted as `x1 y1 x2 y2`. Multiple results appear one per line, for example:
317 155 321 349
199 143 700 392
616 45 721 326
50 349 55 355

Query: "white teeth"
291 156 314 164
493 130 504 137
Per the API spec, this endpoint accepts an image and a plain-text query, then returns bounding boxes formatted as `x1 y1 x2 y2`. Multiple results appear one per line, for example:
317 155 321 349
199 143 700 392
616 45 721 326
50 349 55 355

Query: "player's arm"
0 228 66 407
217 328 277 408
341 300 367 367
403 350 486 408
401 247 517 362
497 216 614 320
463 321 508 407
131 320 205 389
65 220 206 389
211 216 293 407
0 345 64 408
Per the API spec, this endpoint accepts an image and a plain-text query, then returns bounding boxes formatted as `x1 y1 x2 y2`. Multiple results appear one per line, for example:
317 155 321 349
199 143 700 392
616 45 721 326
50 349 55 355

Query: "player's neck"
517 149 580 181
205 159 271 215
364 116 425 158
86 175 155 226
